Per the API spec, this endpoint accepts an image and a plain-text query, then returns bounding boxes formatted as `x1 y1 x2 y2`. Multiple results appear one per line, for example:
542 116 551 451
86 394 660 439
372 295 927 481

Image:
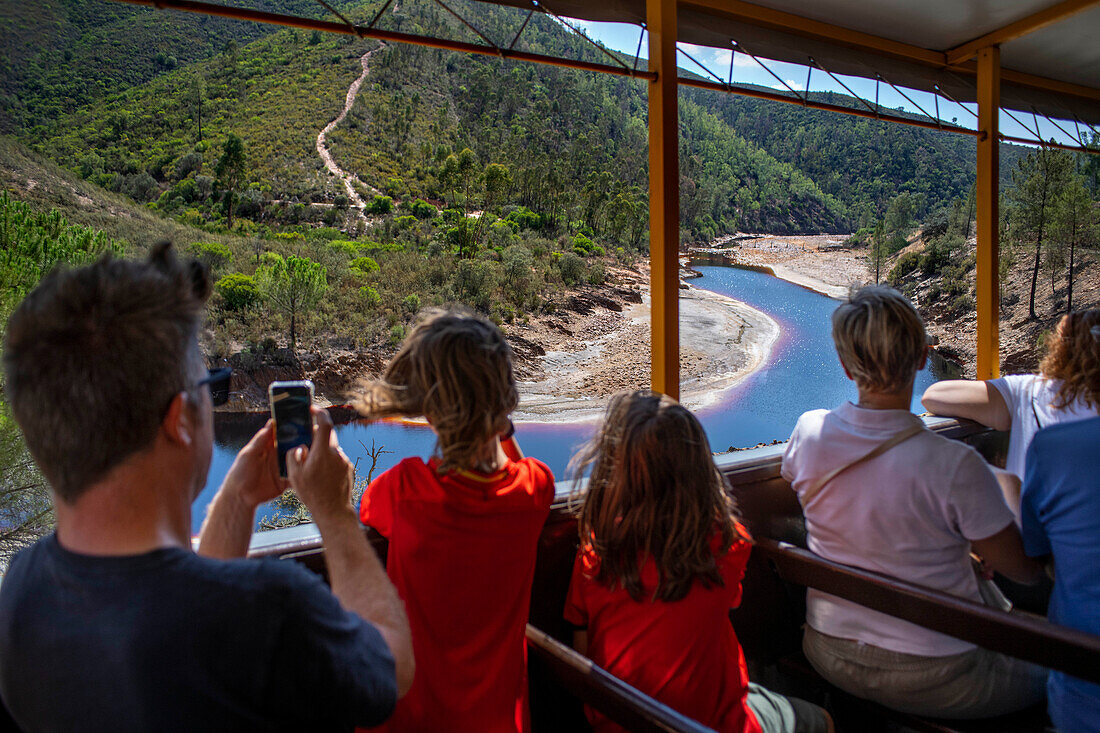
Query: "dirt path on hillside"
316 43 386 216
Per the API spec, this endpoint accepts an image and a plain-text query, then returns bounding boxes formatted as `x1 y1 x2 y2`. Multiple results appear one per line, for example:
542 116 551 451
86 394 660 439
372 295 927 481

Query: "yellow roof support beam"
975 46 1000 381
648 0 681 400
947 0 1100 65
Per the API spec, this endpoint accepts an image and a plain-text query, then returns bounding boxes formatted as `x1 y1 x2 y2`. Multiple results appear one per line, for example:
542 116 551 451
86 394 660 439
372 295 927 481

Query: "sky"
565 18 1086 149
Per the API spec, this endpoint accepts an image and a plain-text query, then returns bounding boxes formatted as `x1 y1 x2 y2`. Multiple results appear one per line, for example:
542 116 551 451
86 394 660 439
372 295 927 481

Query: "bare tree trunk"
225 190 235 230
290 311 297 350
1068 234 1076 314
1029 232 1042 319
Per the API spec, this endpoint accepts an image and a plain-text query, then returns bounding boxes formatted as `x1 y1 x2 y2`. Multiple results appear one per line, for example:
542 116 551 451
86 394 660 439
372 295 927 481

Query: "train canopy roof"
483 0 1100 125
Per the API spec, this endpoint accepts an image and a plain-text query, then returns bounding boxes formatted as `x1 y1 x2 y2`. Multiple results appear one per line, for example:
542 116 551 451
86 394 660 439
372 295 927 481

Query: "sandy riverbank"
513 283 780 423
697 234 871 300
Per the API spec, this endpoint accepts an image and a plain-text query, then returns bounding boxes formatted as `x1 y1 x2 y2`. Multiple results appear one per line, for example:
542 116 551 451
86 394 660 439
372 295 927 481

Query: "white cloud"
767 79 801 91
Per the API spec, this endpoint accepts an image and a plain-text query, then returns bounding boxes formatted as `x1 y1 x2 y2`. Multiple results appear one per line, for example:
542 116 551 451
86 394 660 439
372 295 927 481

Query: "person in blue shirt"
1021 414 1100 732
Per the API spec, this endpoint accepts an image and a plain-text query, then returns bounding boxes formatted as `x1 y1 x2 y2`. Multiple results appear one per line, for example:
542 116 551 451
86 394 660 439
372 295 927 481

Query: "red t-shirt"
563 527 761 733
359 456 554 733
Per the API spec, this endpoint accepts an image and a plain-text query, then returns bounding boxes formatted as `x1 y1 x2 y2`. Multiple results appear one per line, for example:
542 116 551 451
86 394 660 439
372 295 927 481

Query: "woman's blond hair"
1040 309 1100 410
353 309 517 473
570 390 743 603
832 285 926 394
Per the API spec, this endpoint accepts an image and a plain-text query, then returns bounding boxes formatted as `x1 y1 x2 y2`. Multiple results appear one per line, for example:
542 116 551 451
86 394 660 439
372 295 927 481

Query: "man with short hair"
0 243 413 731
782 285 1045 719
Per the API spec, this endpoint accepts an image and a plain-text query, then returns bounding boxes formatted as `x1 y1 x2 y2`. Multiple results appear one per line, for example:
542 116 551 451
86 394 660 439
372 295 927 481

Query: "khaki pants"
803 626 1047 719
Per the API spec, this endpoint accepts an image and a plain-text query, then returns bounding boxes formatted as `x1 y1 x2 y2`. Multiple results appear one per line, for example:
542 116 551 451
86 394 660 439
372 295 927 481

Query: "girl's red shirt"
359 455 554 733
564 525 762 733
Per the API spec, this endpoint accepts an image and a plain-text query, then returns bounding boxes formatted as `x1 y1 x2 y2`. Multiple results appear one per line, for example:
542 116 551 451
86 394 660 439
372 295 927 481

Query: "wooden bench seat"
526 624 717 733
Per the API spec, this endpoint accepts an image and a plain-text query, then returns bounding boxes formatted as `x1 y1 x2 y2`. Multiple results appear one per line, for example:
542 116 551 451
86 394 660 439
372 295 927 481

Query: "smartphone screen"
269 381 314 478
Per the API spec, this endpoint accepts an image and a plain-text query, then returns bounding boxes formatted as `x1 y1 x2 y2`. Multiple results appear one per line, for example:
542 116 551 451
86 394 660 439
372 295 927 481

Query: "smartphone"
268 380 314 478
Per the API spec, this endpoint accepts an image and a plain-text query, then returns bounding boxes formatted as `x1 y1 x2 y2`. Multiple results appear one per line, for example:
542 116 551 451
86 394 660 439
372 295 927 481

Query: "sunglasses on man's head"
197 368 232 406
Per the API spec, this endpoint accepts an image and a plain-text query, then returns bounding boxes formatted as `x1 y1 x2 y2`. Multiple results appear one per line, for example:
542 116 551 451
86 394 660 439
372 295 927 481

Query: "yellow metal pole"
648 0 680 399
976 46 1000 380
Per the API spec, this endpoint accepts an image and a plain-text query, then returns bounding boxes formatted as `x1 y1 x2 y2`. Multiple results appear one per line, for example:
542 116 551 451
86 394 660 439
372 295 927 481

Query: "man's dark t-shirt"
0 534 396 732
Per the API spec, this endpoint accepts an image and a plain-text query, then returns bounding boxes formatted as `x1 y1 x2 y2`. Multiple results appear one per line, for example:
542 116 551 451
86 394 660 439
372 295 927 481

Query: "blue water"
195 265 943 533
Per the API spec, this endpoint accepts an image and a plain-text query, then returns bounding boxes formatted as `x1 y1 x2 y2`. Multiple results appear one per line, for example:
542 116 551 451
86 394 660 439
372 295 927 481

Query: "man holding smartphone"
0 243 413 731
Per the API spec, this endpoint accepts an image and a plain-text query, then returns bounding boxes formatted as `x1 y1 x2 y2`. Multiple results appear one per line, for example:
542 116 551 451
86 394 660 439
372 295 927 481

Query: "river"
194 264 951 533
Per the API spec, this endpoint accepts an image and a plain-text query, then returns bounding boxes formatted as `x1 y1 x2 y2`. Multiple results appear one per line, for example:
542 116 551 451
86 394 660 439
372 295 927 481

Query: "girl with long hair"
564 390 831 733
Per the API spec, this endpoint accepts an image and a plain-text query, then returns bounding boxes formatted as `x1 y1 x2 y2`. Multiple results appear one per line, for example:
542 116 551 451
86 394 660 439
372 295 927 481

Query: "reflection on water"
195 265 947 533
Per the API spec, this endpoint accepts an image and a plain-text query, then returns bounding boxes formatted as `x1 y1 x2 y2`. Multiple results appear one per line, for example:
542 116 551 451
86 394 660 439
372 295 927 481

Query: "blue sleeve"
1020 436 1051 558
267 561 397 728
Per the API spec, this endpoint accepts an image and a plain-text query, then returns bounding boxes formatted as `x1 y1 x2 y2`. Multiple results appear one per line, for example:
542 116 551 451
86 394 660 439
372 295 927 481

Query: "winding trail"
316 42 386 216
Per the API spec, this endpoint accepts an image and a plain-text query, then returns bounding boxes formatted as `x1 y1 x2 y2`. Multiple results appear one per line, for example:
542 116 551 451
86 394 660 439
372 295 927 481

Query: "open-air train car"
95 0 1100 729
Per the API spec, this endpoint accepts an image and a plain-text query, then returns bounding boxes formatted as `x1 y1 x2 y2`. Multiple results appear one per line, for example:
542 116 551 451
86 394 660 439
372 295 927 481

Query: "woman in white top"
922 309 1100 483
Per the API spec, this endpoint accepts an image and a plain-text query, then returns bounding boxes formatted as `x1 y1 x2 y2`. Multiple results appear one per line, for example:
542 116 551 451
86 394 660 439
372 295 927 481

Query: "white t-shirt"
990 374 1099 478
782 402 1015 657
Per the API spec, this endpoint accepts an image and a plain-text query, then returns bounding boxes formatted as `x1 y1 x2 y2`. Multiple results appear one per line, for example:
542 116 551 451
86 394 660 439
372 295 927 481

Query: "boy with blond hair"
781 285 1045 719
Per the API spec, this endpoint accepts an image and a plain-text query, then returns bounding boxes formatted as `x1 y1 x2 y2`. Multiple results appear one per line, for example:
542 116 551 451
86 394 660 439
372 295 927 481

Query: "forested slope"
0 0 355 134
692 88 1027 227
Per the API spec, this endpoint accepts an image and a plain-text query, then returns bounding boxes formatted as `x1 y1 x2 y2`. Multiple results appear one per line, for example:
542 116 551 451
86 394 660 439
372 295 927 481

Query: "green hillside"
3 0 1008 244
693 88 1028 227
0 0 354 135
19 0 848 239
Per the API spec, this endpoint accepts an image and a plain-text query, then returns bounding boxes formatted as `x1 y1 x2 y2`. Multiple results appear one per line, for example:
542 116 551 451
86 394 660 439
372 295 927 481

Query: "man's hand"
287 407 355 524
198 420 286 559
221 420 287 508
286 407 416 696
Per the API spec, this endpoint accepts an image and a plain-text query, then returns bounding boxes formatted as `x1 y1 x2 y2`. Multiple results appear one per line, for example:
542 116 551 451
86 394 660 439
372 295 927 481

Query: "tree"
1007 148 1073 319
883 192 922 252
215 134 247 230
191 77 206 144
475 163 511 244
255 254 327 349
868 217 888 283
1050 175 1097 313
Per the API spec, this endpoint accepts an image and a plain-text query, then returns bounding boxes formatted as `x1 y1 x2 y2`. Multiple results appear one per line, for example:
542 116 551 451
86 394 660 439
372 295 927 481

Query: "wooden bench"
248 504 715 733
525 624 717 733
246 418 1093 732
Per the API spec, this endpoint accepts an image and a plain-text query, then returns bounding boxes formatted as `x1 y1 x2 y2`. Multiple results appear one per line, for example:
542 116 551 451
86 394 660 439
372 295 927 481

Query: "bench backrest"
526 625 717 733
753 537 1100 685
717 437 1100 687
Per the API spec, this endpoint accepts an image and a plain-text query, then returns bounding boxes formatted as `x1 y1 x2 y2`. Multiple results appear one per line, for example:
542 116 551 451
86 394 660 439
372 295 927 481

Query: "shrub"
389 323 407 346
367 195 393 215
359 241 404 253
587 262 606 285
123 172 159 202
384 178 405 198
329 240 360 257
188 241 232 270
948 294 974 317
215 273 259 310
174 151 203 181
407 199 436 220
333 193 349 209
887 251 921 285
559 252 585 286
572 233 604 257
394 215 418 230
350 256 380 276
488 220 515 248
502 245 533 286
402 293 421 314
504 206 541 230
359 285 381 308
